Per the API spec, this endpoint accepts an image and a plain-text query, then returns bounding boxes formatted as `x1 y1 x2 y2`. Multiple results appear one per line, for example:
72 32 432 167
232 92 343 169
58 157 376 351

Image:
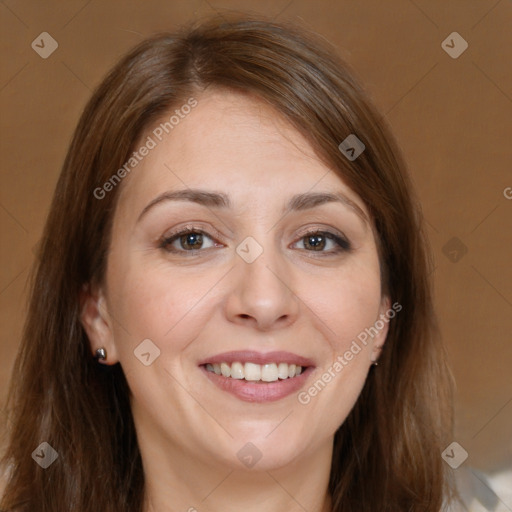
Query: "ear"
79 283 119 365
370 295 392 365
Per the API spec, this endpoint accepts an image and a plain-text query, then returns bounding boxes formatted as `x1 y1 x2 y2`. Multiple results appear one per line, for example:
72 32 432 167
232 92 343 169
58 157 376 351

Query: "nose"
224 244 300 331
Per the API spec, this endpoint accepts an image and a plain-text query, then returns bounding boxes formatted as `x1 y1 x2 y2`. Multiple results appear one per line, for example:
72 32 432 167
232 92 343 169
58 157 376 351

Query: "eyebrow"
137 188 369 225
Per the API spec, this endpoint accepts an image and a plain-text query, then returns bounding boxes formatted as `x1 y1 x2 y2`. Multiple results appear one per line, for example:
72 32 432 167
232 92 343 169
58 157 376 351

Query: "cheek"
107 259 226 358
303 258 383 356
293 257 382 426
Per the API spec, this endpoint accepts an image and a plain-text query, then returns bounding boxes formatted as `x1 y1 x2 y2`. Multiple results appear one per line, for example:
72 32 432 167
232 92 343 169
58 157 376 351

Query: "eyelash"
159 225 351 255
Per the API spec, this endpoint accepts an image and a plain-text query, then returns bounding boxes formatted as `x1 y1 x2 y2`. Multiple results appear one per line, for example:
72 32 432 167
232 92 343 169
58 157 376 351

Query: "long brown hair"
1 14 455 511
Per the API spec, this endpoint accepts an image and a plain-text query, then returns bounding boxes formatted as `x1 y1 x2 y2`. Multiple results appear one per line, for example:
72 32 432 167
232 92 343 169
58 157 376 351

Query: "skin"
81 88 390 512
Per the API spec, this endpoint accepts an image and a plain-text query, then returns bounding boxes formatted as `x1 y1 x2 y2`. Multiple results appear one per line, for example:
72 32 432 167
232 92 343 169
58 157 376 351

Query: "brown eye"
293 230 351 253
179 232 204 250
303 233 326 251
160 229 217 253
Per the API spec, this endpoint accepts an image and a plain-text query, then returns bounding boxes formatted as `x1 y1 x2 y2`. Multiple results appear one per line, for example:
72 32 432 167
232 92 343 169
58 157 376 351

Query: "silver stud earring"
372 361 379 366
94 348 107 361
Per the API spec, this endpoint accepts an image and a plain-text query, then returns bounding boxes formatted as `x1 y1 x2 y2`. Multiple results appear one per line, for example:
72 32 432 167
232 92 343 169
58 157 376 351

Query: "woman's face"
85 89 389 472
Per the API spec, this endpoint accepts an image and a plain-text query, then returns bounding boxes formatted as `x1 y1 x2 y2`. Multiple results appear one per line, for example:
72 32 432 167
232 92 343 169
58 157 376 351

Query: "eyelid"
161 223 225 243
294 224 348 240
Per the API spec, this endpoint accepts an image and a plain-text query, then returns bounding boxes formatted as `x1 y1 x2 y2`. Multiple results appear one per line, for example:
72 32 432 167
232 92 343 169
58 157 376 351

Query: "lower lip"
200 365 314 403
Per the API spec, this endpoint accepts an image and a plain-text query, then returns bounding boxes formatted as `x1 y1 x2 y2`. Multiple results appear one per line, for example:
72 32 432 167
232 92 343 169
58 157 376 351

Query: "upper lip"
198 350 315 367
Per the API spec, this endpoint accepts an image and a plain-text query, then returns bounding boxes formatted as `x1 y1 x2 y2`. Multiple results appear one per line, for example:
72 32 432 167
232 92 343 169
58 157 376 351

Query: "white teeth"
244 362 261 381
220 362 231 378
230 362 244 379
261 363 278 382
205 361 305 382
277 362 289 379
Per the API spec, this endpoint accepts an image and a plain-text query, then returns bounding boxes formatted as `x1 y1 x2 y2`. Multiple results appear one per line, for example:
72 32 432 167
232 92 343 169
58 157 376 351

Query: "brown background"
1 0 511 478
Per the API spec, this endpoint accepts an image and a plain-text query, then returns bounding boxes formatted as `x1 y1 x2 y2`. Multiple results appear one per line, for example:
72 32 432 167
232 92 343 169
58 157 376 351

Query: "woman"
1 15 457 511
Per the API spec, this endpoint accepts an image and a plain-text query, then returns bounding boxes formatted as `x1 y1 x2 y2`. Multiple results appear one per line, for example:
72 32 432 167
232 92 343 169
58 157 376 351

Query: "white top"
446 466 512 511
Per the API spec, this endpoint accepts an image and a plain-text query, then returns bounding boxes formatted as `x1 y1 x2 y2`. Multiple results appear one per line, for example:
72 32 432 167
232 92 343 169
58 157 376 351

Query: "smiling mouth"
202 362 306 383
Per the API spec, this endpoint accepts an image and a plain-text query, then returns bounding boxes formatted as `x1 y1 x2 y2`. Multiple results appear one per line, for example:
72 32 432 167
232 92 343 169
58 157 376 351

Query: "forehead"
117 89 369 217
